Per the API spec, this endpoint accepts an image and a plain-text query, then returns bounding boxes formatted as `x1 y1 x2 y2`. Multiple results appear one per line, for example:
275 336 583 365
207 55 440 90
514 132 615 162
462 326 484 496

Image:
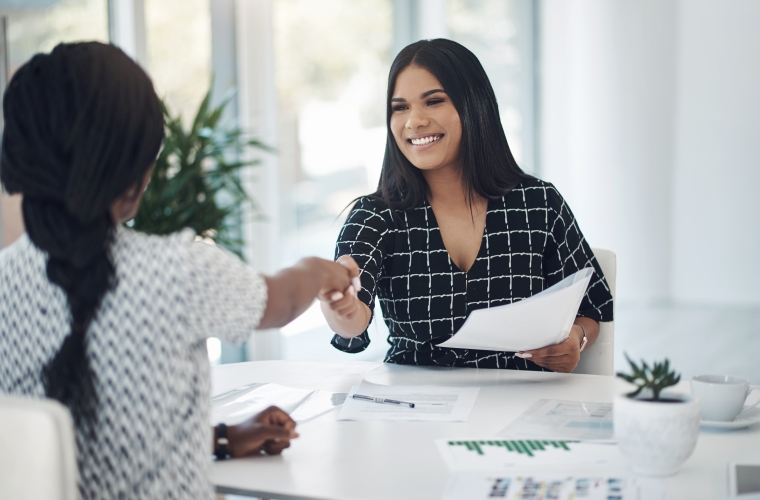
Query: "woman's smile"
408 133 444 148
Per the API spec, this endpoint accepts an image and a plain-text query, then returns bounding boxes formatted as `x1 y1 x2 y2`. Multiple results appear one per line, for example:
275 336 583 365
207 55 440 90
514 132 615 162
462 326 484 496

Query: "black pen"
352 393 415 408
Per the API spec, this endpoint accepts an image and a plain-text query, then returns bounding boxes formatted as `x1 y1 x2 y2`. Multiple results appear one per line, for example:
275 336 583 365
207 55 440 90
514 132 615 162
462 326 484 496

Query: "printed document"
337 380 480 422
436 439 627 471
498 399 615 443
212 383 344 425
443 475 635 500
437 268 594 352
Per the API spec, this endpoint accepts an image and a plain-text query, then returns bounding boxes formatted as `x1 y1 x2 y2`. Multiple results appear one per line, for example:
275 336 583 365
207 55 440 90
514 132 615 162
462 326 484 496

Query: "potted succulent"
613 355 701 477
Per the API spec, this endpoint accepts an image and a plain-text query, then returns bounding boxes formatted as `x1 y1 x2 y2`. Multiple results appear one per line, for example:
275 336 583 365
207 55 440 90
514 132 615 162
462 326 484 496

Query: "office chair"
574 248 617 376
0 395 78 500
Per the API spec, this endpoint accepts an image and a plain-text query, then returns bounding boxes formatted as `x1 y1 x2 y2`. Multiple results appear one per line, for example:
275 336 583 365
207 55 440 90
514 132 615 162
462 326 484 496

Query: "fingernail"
515 353 532 359
330 292 343 301
352 277 361 291
348 285 357 297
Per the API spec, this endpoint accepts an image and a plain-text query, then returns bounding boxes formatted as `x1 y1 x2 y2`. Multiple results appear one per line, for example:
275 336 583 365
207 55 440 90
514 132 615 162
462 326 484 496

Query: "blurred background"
0 0 757 382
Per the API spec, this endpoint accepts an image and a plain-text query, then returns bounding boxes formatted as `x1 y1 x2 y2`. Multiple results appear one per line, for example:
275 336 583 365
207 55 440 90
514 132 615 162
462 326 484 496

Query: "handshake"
312 255 365 321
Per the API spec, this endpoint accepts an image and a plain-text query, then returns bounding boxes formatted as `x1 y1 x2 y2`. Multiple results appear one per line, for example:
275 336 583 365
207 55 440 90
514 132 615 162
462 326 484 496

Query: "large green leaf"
130 86 271 259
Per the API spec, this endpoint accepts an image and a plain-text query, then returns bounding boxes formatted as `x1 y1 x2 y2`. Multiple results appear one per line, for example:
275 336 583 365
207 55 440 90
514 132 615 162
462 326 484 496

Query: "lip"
407 133 444 150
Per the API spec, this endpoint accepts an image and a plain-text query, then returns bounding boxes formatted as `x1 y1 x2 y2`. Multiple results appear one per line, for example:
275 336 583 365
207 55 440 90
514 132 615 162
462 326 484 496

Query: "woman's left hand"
516 325 584 373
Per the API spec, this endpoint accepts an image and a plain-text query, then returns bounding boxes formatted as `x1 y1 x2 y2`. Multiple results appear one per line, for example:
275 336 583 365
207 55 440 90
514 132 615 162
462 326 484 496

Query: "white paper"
436 439 627 472
498 399 615 443
211 383 342 425
442 474 635 500
337 380 480 422
437 268 594 352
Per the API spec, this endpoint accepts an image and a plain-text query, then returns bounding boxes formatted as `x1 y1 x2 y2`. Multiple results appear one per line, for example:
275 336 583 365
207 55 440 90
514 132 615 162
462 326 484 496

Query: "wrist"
573 323 588 352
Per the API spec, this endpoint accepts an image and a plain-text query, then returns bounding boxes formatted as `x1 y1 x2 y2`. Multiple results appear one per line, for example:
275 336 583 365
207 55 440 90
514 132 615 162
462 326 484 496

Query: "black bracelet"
214 423 230 460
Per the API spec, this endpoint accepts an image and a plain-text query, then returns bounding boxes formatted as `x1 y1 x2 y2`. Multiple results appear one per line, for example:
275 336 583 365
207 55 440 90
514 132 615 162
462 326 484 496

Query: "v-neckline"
425 198 491 274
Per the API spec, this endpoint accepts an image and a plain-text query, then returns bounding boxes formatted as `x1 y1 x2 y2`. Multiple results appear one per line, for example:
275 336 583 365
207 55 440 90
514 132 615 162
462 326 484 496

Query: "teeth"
411 135 442 146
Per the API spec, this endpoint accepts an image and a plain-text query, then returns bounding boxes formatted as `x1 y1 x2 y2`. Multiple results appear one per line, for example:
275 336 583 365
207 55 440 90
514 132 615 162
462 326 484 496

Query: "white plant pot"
613 392 701 477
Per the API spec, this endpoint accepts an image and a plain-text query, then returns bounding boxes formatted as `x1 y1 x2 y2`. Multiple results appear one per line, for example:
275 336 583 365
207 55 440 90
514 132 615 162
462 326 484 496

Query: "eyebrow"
390 88 446 102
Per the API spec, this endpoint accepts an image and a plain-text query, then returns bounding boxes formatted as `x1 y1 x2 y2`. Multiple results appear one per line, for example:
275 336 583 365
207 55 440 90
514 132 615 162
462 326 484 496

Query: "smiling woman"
319 39 614 374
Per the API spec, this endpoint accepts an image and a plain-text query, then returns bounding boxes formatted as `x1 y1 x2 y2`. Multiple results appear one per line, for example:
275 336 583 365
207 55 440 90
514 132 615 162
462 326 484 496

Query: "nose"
406 105 430 130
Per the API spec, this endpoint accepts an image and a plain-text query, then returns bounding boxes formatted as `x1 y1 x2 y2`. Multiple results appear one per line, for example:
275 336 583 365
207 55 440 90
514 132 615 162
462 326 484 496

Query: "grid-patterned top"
0 228 267 500
332 177 613 370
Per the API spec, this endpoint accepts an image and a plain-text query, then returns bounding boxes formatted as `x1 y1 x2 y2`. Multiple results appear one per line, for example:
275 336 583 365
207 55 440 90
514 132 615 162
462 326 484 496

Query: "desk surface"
211 360 760 500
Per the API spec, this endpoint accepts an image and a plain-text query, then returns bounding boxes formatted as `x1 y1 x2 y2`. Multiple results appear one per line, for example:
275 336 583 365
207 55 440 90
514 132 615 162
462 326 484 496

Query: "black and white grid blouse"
332 177 613 370
0 228 267 499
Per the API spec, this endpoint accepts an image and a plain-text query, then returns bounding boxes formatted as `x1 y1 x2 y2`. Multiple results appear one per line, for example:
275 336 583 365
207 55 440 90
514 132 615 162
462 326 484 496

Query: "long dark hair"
0 42 163 423
374 39 529 211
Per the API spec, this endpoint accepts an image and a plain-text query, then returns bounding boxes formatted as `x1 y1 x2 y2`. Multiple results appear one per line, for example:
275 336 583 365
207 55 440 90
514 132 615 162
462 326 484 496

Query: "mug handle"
738 385 760 414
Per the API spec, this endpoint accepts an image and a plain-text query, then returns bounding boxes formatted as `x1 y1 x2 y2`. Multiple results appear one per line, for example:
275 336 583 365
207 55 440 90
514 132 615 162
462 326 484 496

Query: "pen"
352 394 415 408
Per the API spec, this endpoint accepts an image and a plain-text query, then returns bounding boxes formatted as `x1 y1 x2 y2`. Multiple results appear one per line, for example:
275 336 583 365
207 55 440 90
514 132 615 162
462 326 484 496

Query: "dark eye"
392 104 408 112
427 98 444 106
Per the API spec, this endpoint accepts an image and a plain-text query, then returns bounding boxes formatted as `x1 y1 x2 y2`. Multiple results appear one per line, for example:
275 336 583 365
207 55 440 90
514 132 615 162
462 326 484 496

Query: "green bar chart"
447 440 571 457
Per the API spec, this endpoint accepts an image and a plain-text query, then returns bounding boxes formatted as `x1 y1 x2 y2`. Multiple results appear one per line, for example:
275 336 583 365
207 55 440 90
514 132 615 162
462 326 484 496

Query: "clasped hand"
320 255 365 321
226 406 299 457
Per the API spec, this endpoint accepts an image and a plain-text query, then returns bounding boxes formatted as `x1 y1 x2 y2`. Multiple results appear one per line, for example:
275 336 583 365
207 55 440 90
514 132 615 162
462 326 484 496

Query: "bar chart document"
437 268 594 352
337 380 480 422
436 439 627 471
498 399 615 443
443 475 635 500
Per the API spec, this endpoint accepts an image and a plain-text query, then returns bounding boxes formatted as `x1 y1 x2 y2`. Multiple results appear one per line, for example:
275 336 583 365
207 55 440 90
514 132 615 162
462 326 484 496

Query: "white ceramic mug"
690 374 760 422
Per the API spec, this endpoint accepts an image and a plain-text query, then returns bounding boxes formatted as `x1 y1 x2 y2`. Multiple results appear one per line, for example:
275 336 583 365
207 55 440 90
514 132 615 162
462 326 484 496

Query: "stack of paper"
337 380 480 422
437 268 594 352
211 383 344 425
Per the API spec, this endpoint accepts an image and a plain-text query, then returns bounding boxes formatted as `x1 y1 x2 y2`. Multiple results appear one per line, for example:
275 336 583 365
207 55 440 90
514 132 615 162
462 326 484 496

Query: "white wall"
670 0 760 305
540 0 759 306
540 0 677 304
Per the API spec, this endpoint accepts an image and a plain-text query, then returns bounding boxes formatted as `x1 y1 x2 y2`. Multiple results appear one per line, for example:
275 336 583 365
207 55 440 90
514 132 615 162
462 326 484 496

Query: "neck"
423 165 467 205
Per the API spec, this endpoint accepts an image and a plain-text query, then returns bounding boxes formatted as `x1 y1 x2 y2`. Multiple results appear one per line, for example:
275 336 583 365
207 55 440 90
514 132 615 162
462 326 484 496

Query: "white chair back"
574 248 616 376
0 395 79 500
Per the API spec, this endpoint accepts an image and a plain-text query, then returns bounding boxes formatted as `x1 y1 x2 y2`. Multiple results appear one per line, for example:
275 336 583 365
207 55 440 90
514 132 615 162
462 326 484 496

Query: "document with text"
498 399 615 443
212 383 344 425
337 380 480 422
437 267 594 352
443 474 636 500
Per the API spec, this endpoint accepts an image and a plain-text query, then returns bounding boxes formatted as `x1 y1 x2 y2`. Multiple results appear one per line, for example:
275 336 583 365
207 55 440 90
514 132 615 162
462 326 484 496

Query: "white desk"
212 360 760 500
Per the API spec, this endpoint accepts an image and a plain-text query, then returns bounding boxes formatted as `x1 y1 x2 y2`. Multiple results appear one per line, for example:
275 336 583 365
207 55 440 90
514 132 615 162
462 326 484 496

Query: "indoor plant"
613 355 701 477
130 88 270 259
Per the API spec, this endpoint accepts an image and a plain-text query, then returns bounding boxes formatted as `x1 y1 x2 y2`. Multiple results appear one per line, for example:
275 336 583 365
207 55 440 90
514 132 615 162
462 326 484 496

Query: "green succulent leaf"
616 352 682 401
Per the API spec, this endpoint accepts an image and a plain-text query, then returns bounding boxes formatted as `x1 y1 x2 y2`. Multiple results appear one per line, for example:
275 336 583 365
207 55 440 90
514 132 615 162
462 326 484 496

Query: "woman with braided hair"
0 42 359 499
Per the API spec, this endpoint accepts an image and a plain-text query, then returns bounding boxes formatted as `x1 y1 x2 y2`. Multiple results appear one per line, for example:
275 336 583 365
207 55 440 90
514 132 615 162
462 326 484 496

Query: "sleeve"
184 238 268 344
543 184 614 322
330 198 390 353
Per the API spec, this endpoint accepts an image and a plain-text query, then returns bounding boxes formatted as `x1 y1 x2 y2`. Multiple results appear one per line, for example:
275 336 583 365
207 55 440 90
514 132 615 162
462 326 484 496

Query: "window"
143 0 211 124
272 0 393 361
0 0 109 248
448 0 536 173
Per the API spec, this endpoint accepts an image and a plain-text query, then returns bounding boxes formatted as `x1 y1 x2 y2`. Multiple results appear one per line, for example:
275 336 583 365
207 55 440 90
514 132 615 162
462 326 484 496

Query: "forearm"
258 258 326 329
321 299 372 338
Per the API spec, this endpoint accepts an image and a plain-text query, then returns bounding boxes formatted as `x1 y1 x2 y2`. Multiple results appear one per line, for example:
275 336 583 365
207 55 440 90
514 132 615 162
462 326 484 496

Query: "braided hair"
0 42 163 423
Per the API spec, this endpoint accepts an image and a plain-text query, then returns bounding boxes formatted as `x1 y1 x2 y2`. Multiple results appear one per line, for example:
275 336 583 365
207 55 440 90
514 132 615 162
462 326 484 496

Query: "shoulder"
111 226 195 260
0 234 46 285
506 177 566 210
345 196 395 230
0 234 36 266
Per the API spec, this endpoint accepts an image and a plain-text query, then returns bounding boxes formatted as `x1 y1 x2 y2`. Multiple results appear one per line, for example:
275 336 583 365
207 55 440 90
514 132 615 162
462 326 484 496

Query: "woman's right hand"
309 255 361 303
319 255 372 337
